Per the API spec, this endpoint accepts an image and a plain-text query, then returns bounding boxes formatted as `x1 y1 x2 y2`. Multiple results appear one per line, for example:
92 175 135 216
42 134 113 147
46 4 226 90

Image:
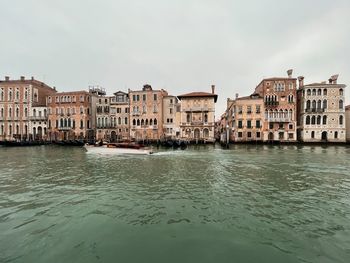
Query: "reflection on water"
1 145 350 263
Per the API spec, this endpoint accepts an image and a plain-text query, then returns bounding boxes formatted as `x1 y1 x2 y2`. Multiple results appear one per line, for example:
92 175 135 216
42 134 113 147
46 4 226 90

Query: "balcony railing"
58 127 73 131
305 108 325 113
265 101 279 106
267 117 292 122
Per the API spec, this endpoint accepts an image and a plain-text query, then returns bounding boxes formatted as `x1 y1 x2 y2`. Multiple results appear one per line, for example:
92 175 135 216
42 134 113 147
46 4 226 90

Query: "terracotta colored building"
0 76 56 141
129 85 168 141
47 90 96 141
178 85 218 142
254 70 297 142
297 75 346 142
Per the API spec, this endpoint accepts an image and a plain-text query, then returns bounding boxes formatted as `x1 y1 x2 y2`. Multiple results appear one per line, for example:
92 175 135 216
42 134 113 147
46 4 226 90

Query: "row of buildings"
218 70 350 143
0 76 218 142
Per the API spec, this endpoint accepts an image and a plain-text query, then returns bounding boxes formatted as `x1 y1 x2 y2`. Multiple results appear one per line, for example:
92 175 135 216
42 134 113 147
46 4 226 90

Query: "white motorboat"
84 143 153 155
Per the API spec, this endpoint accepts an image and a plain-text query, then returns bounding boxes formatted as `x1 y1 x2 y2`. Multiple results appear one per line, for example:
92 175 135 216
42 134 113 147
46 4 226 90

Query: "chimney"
53 86 56 91
5 76 9 81
287 69 293 78
20 76 25 81
298 76 304 87
235 93 239 99
31 76 34 81
211 85 215 94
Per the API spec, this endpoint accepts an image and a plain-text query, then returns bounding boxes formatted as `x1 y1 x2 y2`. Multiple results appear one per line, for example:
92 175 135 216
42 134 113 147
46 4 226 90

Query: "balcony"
265 101 279 107
305 108 325 113
268 117 292 122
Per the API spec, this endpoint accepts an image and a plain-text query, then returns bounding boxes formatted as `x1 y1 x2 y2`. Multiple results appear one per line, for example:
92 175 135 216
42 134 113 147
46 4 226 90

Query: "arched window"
317 100 321 109
323 115 327 125
317 115 321 125
339 89 343 96
323 100 327 109
312 100 316 110
118 117 121 125
125 117 128 125
9 90 12 101
306 116 310 125
141 119 144 126
0 108 3 117
9 108 12 117
33 109 36 117
340 115 344 125
339 100 343 109
137 119 140 126
80 120 84 128
154 118 157 125
204 114 208 123
323 89 327 96
68 119 71 127
64 119 68 127
145 119 148 125
60 118 64 127
307 89 311 96
25 108 28 117
312 89 316 95
150 119 153 125
133 119 136 126
16 91 19 100
311 116 316 125
187 114 190 123
306 100 311 109
16 107 19 117
317 89 321 95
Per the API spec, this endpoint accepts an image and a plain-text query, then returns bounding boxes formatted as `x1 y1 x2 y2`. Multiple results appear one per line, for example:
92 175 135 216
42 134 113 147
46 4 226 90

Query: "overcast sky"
1 0 349 116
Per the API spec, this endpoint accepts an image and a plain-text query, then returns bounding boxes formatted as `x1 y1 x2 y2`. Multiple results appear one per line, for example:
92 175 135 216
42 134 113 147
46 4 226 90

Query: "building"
129 85 168 141
47 90 99 141
254 70 297 142
95 90 130 142
178 85 218 142
0 76 56 141
297 75 346 142
346 105 350 142
227 93 264 142
162 95 180 139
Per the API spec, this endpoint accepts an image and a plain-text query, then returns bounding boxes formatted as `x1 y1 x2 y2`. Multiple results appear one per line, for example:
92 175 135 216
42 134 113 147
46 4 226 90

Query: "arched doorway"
194 128 200 139
37 126 43 140
321 131 327 141
203 128 209 138
111 131 117 142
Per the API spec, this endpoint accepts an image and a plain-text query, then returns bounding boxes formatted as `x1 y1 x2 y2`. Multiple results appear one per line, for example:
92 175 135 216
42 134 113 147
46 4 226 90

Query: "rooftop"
177 92 218 102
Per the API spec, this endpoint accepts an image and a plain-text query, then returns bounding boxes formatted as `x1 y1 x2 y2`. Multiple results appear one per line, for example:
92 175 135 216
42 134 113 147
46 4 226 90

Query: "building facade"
297 75 346 142
110 91 130 141
254 70 297 142
227 94 264 142
0 76 56 141
162 95 180 139
346 105 350 142
47 91 96 141
178 86 217 142
129 85 168 141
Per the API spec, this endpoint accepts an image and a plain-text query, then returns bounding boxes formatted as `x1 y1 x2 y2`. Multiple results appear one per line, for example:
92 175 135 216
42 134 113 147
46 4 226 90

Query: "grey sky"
1 0 350 116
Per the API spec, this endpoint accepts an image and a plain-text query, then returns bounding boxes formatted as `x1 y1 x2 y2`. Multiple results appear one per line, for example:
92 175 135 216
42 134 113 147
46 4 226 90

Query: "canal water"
0 145 350 263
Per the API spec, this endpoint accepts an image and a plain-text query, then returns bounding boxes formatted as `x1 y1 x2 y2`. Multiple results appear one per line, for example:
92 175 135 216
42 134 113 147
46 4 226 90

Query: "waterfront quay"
1 145 350 263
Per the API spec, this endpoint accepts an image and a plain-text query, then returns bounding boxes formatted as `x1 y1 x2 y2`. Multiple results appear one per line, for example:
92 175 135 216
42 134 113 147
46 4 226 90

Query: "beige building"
129 85 168 141
254 70 297 142
178 86 217 142
0 76 56 141
110 91 130 141
297 75 346 142
226 94 264 142
346 105 350 142
162 95 180 139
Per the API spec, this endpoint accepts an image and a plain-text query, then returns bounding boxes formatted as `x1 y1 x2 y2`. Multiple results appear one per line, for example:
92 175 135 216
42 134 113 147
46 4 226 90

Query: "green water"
0 145 350 263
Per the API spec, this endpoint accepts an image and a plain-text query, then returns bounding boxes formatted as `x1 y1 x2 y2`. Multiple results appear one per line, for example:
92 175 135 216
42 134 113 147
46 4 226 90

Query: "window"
153 94 157 101
317 100 321 109
317 116 321 125
247 106 252 114
289 124 293 130
335 131 338 139
323 115 327 125
317 89 321 96
323 89 327 96
143 94 146 101
238 132 242 138
170 108 173 114
256 120 261 128
238 106 243 114
312 89 316 96
340 115 344 125
256 132 261 138
306 100 311 110
136 95 140 101
247 120 252 128
187 114 190 123
154 118 157 125
311 131 315 139
247 132 252 138
339 89 343 96
238 120 243 129
256 105 261 113
269 123 273 129
323 100 327 109
204 114 208 123
125 117 128 125
339 100 343 109
311 116 316 125
306 116 310 125
307 89 311 96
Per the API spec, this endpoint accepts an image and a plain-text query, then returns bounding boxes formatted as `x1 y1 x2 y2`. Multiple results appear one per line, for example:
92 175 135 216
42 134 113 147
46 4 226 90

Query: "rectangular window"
238 120 243 129
256 120 261 128
133 95 136 101
170 108 173 114
143 94 146 101
238 132 243 138
247 120 252 129
136 95 140 101
289 124 293 130
256 132 261 138
247 132 252 138
256 105 261 113
247 106 252 114
154 94 157 101
238 106 243 114
269 123 273 129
